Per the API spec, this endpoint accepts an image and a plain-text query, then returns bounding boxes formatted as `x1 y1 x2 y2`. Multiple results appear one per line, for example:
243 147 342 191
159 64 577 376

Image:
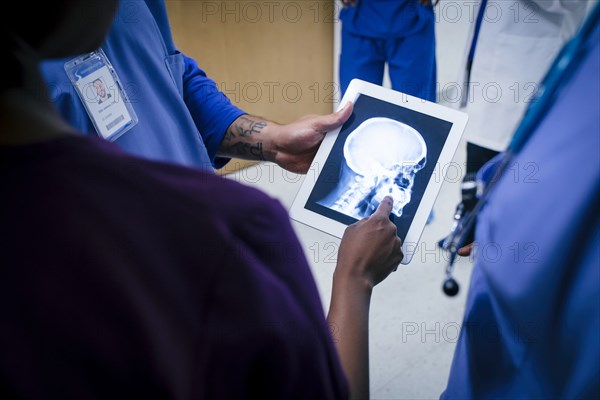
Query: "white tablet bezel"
290 79 468 264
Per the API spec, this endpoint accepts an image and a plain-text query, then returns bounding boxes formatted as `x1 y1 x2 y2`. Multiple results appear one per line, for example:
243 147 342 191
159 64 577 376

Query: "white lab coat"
457 0 588 151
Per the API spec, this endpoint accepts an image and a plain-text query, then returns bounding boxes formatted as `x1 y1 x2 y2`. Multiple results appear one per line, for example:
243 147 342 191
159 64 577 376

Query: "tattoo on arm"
220 115 270 160
234 116 268 137
223 142 266 161
223 131 235 142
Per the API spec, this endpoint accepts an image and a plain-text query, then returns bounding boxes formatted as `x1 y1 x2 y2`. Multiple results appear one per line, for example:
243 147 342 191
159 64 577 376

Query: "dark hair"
1 2 70 91
3 2 70 49
1 28 23 91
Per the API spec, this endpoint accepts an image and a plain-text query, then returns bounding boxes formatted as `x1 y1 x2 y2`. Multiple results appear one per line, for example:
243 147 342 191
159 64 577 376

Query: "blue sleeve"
182 54 246 168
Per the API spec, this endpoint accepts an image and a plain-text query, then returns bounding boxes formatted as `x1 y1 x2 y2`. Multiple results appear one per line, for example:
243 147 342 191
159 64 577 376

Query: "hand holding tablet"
290 79 468 264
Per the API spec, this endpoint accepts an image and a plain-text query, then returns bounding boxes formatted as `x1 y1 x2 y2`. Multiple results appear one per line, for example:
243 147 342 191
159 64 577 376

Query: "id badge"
64 50 138 141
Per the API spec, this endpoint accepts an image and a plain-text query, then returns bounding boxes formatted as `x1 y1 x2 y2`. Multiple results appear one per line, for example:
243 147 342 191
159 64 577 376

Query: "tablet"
290 79 468 264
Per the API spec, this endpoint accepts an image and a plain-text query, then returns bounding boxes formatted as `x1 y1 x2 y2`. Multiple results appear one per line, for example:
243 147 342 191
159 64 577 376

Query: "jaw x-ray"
319 117 427 219
305 94 452 239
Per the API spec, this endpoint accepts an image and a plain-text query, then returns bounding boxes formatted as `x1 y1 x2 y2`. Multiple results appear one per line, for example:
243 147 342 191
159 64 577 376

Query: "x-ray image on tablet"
316 117 427 220
290 80 468 264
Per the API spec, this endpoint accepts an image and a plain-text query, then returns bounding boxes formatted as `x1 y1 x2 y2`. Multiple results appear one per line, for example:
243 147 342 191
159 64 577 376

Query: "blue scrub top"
443 24 600 398
41 0 245 170
340 0 434 39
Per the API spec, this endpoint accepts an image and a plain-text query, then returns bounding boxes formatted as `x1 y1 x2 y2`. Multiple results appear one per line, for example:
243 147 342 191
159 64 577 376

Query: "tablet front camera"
332 118 427 219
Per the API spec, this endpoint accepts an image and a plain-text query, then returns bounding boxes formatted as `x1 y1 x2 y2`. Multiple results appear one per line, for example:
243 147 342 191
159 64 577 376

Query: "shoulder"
77 136 286 227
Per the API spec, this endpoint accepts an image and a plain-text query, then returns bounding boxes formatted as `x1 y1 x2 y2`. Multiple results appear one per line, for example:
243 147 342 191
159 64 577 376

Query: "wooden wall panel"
166 0 335 174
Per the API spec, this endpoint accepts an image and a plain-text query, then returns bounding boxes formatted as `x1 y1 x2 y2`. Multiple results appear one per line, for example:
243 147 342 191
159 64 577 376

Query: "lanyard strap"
461 0 489 107
467 0 488 68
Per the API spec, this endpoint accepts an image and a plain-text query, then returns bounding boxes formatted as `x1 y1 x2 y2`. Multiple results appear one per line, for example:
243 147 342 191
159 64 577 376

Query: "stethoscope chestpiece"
443 276 460 297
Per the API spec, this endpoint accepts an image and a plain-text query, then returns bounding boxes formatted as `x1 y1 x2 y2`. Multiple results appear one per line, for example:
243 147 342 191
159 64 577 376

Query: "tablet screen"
305 94 453 239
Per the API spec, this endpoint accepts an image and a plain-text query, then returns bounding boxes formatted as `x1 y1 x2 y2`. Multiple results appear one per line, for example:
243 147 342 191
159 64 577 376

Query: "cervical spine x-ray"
318 118 427 219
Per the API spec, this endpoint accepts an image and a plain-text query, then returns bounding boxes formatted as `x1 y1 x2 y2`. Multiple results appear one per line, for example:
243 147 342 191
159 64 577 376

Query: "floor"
226 4 475 398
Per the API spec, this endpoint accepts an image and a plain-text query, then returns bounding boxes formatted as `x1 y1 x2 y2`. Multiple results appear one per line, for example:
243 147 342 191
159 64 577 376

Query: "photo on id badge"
92 78 112 105
80 70 129 139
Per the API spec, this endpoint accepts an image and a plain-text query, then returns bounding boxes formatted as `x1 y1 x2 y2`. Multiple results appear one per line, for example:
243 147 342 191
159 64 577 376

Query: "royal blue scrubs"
339 0 436 100
41 0 245 170
442 23 600 399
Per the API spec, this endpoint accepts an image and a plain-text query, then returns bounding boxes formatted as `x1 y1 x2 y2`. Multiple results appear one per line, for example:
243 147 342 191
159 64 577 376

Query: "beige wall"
166 0 335 174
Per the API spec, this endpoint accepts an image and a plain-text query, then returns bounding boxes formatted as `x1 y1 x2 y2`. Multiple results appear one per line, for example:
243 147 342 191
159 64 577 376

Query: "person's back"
1 1 403 398
0 135 348 398
442 12 600 398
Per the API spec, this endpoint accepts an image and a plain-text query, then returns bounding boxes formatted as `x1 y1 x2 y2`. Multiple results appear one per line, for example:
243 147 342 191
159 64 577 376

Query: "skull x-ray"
317 117 427 219
305 94 452 239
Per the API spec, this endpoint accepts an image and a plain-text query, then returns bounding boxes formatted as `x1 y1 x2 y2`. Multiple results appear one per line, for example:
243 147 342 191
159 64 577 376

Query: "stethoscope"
441 2 600 296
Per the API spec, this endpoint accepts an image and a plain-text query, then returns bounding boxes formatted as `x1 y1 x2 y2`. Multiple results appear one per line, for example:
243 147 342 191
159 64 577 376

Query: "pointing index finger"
373 196 394 218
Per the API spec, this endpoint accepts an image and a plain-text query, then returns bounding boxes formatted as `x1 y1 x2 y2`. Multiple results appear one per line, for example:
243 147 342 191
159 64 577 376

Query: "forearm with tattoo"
219 115 275 161
224 142 265 160
234 116 267 137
